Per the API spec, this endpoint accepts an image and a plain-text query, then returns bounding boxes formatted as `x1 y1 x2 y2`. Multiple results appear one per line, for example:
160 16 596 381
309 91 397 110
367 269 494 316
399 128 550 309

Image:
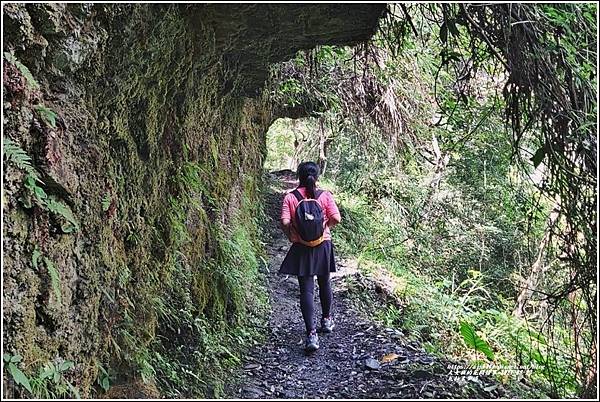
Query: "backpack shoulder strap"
314 189 324 200
292 189 304 202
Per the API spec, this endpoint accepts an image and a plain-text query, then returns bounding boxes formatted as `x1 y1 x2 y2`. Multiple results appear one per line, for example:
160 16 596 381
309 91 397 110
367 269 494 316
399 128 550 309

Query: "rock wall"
2 3 384 397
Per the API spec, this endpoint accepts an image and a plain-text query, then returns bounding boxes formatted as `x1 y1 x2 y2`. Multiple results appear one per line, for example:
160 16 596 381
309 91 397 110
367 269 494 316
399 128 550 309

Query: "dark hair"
297 161 320 199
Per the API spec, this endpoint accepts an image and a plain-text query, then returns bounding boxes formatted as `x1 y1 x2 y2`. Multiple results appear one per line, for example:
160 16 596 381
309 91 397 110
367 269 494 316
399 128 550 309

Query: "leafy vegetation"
29 360 80 399
101 193 112 212
43 257 62 304
2 2 594 399
266 2 596 398
4 353 32 393
3 138 41 181
460 322 495 361
2 353 79 398
34 104 58 128
4 138 80 232
3 51 40 90
97 365 111 392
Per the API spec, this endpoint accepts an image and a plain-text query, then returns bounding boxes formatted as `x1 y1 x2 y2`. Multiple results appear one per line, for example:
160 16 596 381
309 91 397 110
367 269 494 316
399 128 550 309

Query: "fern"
4 52 40 90
32 248 42 270
34 105 57 128
46 197 79 233
43 257 62 304
4 139 78 232
24 174 47 201
460 321 495 360
3 138 42 182
101 193 111 212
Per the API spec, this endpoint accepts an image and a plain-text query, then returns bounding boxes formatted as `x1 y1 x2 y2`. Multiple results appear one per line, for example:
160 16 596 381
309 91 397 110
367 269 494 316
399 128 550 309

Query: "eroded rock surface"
3 3 384 397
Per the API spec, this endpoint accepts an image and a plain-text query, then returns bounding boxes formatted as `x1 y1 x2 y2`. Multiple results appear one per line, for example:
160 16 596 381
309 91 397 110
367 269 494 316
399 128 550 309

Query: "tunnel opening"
264 117 328 175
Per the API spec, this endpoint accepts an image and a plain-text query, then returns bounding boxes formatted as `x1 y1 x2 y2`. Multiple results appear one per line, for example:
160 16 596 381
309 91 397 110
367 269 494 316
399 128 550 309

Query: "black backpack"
292 188 325 246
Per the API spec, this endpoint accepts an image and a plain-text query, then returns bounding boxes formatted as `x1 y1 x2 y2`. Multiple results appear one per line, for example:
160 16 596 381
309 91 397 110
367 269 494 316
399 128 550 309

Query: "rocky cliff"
2 3 384 397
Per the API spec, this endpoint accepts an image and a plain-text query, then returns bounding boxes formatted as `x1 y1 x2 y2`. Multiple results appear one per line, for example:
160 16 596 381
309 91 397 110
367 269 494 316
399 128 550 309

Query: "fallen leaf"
380 353 400 363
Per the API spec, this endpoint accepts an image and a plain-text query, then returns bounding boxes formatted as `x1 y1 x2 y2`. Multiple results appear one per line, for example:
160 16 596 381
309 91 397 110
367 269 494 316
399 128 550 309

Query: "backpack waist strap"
296 235 325 247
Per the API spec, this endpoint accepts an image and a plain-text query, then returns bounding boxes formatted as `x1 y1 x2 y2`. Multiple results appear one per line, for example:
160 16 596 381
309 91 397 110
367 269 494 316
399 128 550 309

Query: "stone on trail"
364 358 381 370
242 385 264 397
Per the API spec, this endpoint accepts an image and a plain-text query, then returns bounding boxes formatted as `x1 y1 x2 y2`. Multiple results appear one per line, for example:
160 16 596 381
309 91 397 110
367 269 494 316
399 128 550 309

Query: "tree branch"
459 4 510 71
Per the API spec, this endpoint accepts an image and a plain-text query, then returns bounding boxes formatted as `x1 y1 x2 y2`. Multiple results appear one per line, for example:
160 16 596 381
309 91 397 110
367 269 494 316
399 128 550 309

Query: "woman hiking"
279 161 342 352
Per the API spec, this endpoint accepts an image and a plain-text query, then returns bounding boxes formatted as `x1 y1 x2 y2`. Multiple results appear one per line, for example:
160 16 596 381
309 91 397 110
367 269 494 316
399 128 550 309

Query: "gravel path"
225 170 505 399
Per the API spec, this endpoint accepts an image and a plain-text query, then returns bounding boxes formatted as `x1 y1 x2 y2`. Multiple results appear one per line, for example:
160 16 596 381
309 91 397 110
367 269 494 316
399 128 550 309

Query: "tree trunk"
417 134 450 225
581 340 597 398
291 119 304 170
513 201 561 317
428 133 450 190
317 117 328 175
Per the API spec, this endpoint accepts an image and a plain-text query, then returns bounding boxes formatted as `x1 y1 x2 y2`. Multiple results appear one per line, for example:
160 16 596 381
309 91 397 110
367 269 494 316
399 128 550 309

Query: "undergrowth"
321 176 568 398
4 138 79 232
97 159 270 398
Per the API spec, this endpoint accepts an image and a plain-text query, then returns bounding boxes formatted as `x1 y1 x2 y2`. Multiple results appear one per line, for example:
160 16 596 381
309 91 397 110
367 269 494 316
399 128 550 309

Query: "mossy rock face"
2 3 384 398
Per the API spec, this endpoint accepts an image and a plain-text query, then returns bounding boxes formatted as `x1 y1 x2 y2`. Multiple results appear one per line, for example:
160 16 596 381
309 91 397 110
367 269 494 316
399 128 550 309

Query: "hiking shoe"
321 316 335 333
305 331 319 352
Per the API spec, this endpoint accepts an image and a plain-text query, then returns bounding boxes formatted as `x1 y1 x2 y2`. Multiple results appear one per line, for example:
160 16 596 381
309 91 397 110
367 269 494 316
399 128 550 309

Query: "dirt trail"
225 171 504 399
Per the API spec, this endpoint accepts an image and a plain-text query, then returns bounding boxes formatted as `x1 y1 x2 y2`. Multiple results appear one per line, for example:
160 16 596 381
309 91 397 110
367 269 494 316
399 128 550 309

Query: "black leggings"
298 274 333 333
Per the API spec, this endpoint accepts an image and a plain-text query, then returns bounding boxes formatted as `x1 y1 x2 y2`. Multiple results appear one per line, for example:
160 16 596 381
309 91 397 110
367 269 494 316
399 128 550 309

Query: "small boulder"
364 358 380 370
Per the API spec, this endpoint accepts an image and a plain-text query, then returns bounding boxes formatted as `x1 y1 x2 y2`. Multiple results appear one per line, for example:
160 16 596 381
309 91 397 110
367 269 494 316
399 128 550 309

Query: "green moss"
3 3 273 398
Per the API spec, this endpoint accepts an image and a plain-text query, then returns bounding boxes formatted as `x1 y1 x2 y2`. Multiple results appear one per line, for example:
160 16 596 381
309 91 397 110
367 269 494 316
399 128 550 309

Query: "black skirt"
279 240 336 277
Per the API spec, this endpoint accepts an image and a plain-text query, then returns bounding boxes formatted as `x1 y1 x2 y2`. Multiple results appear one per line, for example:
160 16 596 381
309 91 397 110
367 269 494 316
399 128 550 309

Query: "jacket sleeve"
281 193 292 221
324 191 341 220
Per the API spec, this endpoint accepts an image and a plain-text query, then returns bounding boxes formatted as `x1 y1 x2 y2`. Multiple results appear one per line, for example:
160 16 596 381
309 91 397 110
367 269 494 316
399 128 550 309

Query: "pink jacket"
281 187 341 243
